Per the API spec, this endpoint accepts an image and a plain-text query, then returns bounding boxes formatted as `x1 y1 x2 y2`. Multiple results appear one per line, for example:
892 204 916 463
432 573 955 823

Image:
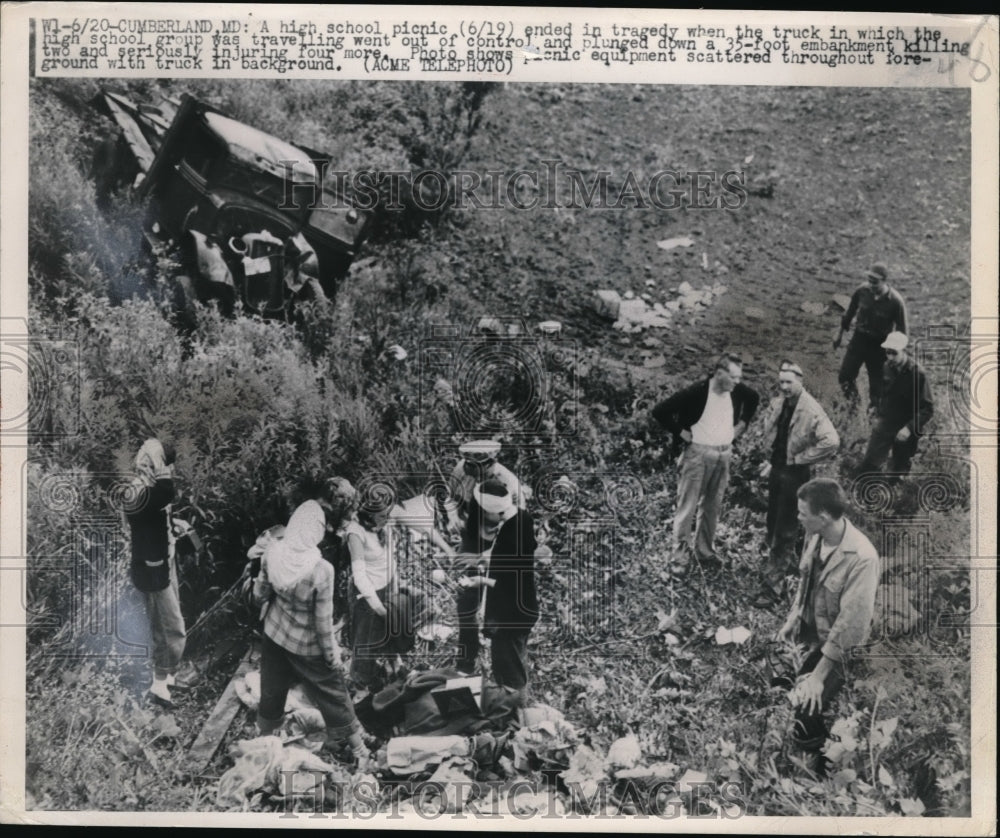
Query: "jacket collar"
805 519 869 584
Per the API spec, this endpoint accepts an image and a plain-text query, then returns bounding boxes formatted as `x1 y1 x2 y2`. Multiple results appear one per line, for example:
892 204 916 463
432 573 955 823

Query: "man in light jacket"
777 478 879 776
753 361 840 608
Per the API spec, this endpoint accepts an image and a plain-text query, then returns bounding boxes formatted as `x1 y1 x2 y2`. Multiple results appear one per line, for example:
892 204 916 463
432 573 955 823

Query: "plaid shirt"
255 559 337 661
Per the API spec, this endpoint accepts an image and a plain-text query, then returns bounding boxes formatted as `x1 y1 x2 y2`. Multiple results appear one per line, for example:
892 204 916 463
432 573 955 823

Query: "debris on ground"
715 626 752 646
657 236 695 251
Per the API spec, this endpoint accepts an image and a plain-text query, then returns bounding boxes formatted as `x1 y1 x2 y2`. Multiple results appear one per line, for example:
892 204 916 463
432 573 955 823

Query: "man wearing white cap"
449 440 529 523
753 361 840 608
858 331 934 476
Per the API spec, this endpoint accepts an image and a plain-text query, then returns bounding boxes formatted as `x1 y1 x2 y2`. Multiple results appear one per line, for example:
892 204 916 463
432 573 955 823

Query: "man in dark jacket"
652 354 760 567
858 331 934 477
835 263 908 408
455 480 537 697
125 438 186 707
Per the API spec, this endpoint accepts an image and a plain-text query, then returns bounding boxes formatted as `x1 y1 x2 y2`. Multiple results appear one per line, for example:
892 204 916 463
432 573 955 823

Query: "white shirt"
690 387 735 446
341 520 396 599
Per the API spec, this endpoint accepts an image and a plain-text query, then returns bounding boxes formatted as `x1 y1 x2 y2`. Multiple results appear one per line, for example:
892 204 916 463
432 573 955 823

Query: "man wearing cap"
835 264 908 408
652 353 760 568
753 361 840 608
449 440 530 525
858 331 934 477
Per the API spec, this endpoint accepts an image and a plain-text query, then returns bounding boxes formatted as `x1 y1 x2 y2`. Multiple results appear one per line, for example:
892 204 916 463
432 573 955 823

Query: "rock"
746 307 766 320
643 355 667 369
678 281 694 294
593 290 622 320
477 317 502 334
623 289 636 300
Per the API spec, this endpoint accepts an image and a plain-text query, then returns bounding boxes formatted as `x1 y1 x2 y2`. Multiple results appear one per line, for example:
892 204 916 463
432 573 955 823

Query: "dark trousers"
488 628 530 692
455 584 482 674
258 634 359 742
859 420 920 475
762 464 811 595
456 585 531 692
792 648 847 753
838 332 886 407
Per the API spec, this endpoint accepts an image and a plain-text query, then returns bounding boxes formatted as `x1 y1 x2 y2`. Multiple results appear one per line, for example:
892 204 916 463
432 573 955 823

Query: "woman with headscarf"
455 479 538 698
124 437 186 707
253 496 368 765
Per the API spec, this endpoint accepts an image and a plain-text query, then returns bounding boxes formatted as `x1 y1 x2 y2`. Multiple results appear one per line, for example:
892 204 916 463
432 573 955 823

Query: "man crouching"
777 478 879 775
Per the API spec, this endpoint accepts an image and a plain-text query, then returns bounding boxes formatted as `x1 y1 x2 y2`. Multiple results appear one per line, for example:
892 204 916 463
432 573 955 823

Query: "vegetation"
24 78 972 817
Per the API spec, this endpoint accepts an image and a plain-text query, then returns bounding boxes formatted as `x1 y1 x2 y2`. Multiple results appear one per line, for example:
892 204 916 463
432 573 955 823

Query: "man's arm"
911 368 934 434
840 288 862 332
651 388 686 437
895 292 909 335
734 384 760 437
797 404 840 464
821 552 880 664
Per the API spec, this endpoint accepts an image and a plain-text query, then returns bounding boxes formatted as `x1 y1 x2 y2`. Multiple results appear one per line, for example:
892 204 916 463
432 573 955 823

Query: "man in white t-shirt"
652 354 760 568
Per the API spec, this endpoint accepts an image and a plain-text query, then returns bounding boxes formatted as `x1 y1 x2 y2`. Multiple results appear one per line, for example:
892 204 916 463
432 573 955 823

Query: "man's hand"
368 596 388 618
759 462 772 480
325 647 344 669
733 421 747 440
791 671 826 715
895 426 911 442
776 619 796 644
680 429 692 444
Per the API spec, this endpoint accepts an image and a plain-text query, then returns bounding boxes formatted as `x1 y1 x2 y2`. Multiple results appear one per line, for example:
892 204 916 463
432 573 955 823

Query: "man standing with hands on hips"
652 353 760 569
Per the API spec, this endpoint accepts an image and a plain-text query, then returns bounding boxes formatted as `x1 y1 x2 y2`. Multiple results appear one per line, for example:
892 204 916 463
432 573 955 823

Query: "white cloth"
690 388 734 446
264 500 324 593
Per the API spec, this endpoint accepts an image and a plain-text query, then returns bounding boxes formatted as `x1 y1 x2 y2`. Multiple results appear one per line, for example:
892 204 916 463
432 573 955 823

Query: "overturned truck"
95 90 371 318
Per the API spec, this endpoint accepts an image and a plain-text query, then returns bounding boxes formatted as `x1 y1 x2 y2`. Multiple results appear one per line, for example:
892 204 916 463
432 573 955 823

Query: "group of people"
123 262 934 776
125 437 539 766
651 262 933 773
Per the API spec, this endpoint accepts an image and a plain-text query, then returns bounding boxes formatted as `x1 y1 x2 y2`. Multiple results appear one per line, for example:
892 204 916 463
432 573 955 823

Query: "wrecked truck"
94 90 371 318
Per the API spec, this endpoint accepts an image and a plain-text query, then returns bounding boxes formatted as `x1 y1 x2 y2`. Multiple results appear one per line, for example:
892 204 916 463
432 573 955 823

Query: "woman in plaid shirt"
253 496 368 765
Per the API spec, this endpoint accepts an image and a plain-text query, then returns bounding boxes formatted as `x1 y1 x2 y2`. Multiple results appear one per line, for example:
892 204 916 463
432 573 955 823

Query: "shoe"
695 553 723 570
147 679 173 708
752 590 780 610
